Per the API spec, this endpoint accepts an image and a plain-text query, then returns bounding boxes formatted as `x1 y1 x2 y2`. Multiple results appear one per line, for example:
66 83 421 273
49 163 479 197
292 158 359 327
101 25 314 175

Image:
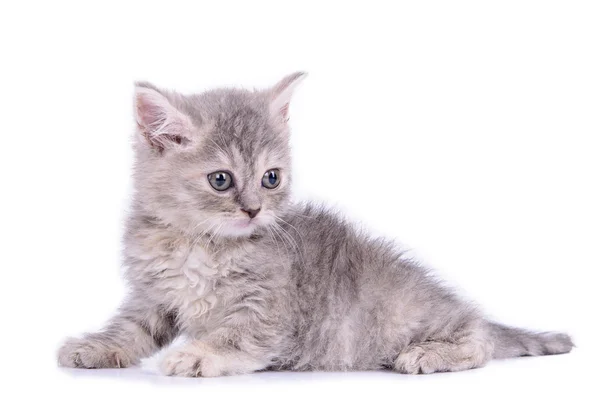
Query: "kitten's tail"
488 321 574 359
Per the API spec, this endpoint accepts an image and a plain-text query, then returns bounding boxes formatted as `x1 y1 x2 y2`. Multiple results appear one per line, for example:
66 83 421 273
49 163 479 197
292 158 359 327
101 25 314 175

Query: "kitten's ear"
134 82 193 152
269 71 307 123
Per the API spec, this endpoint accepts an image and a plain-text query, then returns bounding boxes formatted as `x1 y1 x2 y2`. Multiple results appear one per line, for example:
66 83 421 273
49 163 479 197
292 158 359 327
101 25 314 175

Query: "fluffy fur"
58 73 573 376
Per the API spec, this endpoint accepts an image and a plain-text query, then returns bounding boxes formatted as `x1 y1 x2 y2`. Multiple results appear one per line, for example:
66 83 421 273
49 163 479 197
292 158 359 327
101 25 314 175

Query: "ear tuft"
134 84 193 152
269 71 307 122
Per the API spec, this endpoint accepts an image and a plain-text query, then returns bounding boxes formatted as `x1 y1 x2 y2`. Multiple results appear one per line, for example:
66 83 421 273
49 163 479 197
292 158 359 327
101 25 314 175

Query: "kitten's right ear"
134 82 193 152
269 71 307 124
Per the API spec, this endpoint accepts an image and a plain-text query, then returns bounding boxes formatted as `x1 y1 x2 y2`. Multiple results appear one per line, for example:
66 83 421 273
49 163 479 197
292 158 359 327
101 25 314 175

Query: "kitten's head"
131 73 306 239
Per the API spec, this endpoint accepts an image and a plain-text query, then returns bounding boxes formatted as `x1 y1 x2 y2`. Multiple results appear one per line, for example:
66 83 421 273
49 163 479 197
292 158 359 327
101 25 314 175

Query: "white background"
1 1 598 399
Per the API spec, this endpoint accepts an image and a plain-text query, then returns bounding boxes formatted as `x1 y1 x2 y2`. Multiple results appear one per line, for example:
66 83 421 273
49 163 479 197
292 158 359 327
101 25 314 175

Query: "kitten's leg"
58 301 178 369
394 323 494 374
160 325 278 377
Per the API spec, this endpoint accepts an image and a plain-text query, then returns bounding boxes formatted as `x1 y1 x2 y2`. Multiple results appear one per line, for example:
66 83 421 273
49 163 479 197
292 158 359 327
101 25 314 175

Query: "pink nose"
241 208 261 219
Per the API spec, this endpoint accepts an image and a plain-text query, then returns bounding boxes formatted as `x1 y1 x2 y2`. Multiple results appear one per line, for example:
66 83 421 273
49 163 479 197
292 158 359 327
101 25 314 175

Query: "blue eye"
262 169 280 189
208 171 233 191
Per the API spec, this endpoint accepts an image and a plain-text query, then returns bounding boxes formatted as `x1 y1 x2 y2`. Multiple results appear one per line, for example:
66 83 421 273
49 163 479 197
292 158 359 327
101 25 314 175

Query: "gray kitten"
57 73 573 376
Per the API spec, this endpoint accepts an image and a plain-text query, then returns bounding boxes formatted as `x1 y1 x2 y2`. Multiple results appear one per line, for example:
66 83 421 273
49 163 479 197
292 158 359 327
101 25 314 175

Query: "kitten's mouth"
218 218 261 238
234 219 253 228
214 216 268 238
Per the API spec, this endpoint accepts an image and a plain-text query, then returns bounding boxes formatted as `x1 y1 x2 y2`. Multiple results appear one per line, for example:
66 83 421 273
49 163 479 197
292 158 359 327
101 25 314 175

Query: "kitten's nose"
241 207 261 219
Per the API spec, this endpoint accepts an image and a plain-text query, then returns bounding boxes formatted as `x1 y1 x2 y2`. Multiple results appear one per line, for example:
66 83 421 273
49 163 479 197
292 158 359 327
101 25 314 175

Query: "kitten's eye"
262 169 280 189
208 171 233 191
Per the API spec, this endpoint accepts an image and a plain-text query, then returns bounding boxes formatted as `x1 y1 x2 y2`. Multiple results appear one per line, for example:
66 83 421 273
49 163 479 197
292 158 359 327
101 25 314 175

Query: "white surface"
1 1 598 398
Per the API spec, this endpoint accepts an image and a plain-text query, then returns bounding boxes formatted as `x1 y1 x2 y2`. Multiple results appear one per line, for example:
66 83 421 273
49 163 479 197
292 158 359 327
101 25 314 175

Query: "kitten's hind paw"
394 337 493 374
57 337 132 369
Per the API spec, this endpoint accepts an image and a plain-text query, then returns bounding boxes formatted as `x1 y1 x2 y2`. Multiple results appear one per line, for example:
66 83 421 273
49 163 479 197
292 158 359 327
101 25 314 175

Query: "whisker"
270 224 292 263
267 225 285 267
273 215 306 252
272 222 306 266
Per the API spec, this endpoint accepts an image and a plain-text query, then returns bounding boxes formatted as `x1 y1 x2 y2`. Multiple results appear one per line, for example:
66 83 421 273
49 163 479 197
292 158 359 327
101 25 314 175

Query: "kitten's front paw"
161 349 205 377
57 337 132 369
160 343 223 377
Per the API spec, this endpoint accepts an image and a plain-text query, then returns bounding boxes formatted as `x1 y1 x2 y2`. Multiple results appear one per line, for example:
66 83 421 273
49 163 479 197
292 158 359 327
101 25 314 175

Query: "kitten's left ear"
269 71 307 123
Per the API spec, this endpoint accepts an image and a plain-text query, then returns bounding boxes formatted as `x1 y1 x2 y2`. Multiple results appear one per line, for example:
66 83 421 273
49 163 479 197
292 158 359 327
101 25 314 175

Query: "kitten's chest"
144 244 243 326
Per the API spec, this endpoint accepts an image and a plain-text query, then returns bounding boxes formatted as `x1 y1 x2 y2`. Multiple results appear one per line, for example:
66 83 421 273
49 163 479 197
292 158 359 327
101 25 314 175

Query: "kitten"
57 73 573 376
